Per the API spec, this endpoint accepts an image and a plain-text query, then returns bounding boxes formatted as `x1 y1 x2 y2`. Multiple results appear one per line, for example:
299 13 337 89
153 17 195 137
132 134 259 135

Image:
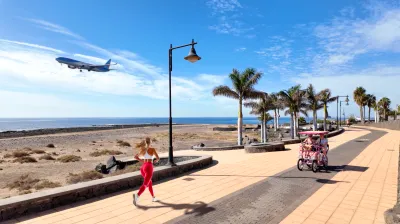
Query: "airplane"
55 57 116 72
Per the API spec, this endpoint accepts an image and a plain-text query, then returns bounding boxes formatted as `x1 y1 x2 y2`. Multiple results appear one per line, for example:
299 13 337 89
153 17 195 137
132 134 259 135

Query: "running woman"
132 137 160 206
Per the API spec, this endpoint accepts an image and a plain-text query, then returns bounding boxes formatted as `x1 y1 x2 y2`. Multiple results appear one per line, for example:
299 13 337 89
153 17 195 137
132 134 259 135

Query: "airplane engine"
68 65 76 69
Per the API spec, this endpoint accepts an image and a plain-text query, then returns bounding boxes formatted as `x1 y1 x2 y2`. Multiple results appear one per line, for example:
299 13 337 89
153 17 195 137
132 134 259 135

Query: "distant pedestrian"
132 137 160 206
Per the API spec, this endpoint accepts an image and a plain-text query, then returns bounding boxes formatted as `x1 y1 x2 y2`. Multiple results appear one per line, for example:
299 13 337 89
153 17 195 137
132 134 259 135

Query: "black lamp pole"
336 95 349 130
339 101 342 127
168 39 201 166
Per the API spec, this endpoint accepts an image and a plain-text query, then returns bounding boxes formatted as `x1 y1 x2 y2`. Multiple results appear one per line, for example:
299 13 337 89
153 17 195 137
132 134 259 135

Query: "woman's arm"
153 149 160 163
134 154 144 162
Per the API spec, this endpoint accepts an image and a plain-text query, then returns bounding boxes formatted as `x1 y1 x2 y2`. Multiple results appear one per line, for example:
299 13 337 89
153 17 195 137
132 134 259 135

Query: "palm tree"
372 100 379 123
378 97 391 121
213 68 263 145
244 92 271 142
258 112 273 140
279 85 307 139
353 87 366 124
319 89 337 131
293 87 308 135
269 93 280 131
366 94 376 123
305 84 324 131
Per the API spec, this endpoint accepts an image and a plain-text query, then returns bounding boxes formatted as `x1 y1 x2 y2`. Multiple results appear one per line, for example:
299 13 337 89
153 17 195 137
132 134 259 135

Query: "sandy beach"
0 124 269 198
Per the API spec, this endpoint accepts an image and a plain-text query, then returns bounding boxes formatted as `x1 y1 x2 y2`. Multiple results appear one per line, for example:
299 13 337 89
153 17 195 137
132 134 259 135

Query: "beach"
0 124 271 198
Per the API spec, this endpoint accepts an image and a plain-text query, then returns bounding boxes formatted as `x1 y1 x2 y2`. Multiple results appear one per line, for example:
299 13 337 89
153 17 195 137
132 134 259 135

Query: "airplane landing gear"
80 69 82 72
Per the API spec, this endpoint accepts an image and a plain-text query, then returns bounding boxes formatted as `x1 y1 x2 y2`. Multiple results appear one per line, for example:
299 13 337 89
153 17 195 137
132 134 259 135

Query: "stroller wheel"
312 160 318 173
297 159 304 171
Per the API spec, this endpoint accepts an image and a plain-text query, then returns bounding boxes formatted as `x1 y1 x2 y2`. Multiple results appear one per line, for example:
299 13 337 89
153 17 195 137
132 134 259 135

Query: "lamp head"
184 46 201 63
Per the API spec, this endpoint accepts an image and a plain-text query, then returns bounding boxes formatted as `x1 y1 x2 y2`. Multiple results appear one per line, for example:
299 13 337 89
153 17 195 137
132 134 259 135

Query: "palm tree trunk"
274 109 277 131
375 110 377 123
277 109 280 129
238 100 243 145
323 105 327 131
364 106 366 123
360 106 364 124
290 113 294 139
263 114 267 142
260 122 264 142
368 107 371 123
293 113 297 137
313 110 317 131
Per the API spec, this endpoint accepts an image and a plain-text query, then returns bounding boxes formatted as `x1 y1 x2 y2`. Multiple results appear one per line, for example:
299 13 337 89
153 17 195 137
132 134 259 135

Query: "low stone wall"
212 127 237 131
192 145 244 151
193 128 345 151
245 142 285 153
364 120 400 131
0 155 212 222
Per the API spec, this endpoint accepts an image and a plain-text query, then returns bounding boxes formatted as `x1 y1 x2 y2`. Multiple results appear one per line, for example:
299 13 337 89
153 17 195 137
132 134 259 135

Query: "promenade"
9 127 398 224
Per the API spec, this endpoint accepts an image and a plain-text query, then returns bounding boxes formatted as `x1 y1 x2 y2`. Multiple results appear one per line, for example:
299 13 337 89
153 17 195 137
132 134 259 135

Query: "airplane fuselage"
56 57 110 72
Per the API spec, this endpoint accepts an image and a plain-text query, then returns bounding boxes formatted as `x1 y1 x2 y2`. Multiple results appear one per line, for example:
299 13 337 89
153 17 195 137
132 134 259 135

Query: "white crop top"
143 150 153 160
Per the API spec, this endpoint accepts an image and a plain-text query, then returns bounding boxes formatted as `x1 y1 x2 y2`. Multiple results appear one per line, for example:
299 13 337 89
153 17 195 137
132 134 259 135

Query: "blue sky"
0 0 399 118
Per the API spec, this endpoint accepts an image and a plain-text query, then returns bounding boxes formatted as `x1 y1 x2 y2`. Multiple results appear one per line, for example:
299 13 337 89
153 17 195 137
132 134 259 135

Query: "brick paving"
8 127 393 224
168 129 387 224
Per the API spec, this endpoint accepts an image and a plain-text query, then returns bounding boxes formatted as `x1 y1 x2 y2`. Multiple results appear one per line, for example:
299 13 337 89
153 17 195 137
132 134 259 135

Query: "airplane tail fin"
105 59 111 69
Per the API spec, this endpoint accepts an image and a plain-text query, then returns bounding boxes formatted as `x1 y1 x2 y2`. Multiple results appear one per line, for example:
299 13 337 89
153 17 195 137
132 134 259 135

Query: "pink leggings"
137 162 154 197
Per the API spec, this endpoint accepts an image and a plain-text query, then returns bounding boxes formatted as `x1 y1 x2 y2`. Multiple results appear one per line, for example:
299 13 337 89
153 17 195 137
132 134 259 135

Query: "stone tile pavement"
5 127 382 224
281 128 399 224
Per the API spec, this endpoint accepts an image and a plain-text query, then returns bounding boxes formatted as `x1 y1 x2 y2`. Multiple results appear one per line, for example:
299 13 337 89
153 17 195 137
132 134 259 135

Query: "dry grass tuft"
13 156 37 163
46 144 55 148
32 149 46 154
34 180 61 190
12 151 30 158
39 154 55 160
7 174 40 191
19 190 32 195
57 155 81 163
89 149 123 157
117 140 131 147
67 171 103 184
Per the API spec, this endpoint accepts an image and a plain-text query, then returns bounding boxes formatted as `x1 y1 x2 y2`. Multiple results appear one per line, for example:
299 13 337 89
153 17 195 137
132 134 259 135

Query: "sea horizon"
0 116 343 132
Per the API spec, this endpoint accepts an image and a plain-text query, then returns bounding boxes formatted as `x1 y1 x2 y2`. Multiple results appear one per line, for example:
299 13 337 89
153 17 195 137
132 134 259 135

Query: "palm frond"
212 85 239 99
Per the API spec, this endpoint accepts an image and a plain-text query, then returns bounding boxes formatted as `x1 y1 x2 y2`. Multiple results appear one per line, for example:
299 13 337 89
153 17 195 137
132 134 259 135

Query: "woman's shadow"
137 200 215 217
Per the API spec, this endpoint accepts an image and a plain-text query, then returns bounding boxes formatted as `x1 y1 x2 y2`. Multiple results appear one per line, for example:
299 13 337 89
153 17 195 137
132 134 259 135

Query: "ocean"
0 117 319 132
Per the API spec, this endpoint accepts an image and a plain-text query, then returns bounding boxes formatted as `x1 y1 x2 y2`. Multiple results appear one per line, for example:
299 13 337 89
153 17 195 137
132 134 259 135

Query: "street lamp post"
337 95 349 130
168 39 201 166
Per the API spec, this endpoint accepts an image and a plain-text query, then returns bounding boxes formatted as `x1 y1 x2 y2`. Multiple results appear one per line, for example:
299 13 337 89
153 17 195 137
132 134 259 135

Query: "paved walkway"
7 127 397 224
281 128 399 224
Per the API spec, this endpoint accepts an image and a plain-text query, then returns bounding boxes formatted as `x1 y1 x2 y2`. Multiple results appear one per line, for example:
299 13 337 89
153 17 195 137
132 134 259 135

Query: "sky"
0 0 400 118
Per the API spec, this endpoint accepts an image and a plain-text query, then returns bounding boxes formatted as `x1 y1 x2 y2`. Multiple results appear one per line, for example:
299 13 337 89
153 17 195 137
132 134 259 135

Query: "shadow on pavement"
137 201 215 217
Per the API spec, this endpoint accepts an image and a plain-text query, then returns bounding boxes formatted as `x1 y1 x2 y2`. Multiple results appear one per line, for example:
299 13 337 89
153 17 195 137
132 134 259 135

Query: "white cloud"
208 16 253 36
235 47 246 52
197 74 226 85
27 18 84 40
313 6 400 69
0 39 214 102
206 0 242 14
0 39 64 54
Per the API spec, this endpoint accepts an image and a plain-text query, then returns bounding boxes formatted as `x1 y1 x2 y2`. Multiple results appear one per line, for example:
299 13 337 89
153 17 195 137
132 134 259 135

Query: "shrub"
32 149 46 154
3 153 12 158
7 174 40 191
298 117 306 124
34 180 61 190
348 115 356 123
46 144 55 148
39 154 55 160
117 140 131 147
67 171 103 184
13 156 37 163
89 150 123 157
92 141 96 143
57 155 81 163
19 190 32 195
12 151 30 158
